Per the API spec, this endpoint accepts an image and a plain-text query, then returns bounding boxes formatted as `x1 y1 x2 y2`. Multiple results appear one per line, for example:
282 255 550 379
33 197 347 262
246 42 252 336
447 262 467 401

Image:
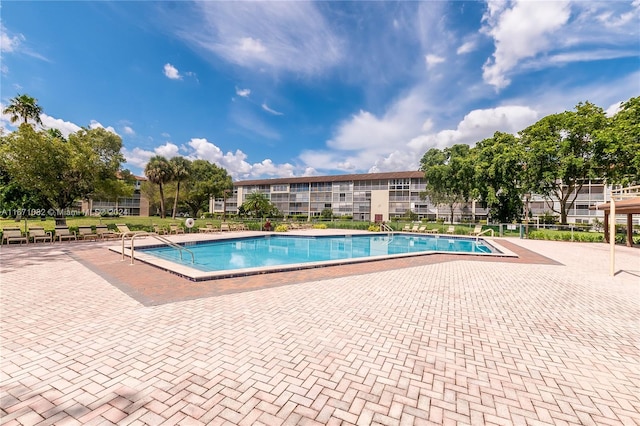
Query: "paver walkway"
1 236 639 425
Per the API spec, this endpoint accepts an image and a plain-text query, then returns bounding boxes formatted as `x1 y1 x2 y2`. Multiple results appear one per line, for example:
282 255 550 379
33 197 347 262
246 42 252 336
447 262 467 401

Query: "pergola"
595 196 640 247
594 185 639 276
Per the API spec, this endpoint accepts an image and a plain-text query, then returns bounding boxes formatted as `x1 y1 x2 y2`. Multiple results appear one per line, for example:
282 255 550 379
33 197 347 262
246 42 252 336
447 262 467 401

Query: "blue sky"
1 1 639 180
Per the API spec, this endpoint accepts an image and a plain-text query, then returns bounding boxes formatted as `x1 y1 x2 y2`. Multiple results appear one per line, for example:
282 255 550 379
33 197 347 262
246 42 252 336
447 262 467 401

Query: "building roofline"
234 171 424 186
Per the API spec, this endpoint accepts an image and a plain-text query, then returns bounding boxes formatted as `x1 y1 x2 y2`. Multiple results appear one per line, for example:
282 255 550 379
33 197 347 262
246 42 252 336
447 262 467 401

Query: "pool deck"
1 230 639 425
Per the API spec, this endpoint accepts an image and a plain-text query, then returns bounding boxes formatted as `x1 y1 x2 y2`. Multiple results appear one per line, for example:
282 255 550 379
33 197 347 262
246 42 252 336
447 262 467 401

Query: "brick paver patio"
1 234 639 425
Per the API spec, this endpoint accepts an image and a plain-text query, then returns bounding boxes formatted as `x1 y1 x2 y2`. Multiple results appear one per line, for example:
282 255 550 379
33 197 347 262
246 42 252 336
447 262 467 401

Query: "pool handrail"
121 232 195 265
475 228 494 242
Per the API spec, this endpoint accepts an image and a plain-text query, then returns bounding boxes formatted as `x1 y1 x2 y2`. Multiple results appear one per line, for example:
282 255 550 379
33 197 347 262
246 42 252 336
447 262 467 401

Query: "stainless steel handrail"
121 232 195 265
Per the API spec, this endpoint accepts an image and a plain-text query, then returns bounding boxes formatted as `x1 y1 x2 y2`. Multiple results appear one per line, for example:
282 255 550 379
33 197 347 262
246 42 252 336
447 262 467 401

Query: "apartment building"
219 172 619 224
81 175 150 217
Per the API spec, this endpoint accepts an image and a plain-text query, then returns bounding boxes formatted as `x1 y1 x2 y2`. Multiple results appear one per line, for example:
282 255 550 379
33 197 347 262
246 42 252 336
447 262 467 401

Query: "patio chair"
417 225 427 233
199 222 218 233
28 227 52 243
115 224 148 239
402 224 412 232
153 224 167 235
55 227 77 242
469 225 483 236
78 226 99 241
169 223 185 234
2 228 28 245
445 226 455 234
96 225 119 240
410 224 420 232
220 222 231 232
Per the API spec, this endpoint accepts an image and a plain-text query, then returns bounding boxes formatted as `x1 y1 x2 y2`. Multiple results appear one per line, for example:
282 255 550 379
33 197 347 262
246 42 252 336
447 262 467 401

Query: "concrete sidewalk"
1 238 639 425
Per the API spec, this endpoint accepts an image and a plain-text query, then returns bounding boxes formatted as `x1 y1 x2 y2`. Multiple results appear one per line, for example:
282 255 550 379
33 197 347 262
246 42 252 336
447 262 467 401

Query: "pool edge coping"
108 232 518 282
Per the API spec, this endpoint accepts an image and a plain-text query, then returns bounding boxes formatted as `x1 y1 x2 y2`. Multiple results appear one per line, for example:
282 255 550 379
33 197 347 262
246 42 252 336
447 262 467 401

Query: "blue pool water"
139 234 498 273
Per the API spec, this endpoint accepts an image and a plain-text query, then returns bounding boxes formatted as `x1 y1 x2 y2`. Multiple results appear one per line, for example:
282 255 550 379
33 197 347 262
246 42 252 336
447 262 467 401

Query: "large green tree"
181 160 233 218
420 144 474 223
473 132 525 223
3 94 43 126
144 155 172 218
169 156 191 219
0 125 128 211
595 96 640 185
520 101 607 224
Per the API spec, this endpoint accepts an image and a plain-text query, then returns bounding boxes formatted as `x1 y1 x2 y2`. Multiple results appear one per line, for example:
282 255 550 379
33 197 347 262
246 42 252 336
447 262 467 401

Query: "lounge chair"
55 227 77 242
445 226 455 234
2 228 28 245
153 224 167 235
96 225 119 239
410 225 420 232
169 223 185 234
220 222 231 232
426 227 439 234
402 224 412 232
116 224 148 238
469 225 483 236
28 227 52 243
417 226 427 233
199 222 218 233
78 226 99 241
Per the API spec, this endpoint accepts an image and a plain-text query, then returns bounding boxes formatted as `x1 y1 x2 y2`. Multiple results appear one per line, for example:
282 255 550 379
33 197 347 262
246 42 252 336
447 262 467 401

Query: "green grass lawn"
3 217 627 244
0 216 196 233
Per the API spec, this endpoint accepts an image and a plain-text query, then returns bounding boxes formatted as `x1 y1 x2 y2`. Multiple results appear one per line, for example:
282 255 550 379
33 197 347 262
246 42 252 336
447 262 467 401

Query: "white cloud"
299 94 540 174
123 126 135 135
163 63 182 80
327 91 428 152
261 103 283 116
407 105 539 152
605 101 623 117
456 40 476 55
40 114 82 137
239 37 266 54
0 25 24 53
89 120 118 135
425 54 445 69
155 142 181 158
235 87 251 97
122 142 181 170
482 0 571 90
186 137 296 179
174 2 343 75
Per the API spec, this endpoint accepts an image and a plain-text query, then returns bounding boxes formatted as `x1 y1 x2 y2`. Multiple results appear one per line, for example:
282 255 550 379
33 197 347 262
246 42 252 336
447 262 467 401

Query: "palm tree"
169 156 191 219
144 155 172 218
242 192 274 218
3 94 43 126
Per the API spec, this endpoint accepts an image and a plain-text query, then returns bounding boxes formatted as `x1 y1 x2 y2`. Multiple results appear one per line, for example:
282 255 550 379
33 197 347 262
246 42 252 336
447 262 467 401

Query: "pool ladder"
380 223 394 243
121 232 195 265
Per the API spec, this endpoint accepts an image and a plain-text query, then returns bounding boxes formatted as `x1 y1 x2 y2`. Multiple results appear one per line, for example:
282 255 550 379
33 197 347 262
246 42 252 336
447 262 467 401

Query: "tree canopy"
420 98 637 224
419 144 474 223
0 124 129 211
473 132 525 223
181 159 233 218
2 94 43 126
519 102 607 224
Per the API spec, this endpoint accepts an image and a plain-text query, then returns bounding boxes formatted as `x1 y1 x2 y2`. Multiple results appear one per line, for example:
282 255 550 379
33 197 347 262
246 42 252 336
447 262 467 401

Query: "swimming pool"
130 233 515 281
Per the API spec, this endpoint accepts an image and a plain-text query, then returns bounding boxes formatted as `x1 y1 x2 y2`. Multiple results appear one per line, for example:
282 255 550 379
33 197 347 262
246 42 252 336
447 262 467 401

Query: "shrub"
274 224 288 232
528 229 604 242
312 224 327 229
368 224 380 232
